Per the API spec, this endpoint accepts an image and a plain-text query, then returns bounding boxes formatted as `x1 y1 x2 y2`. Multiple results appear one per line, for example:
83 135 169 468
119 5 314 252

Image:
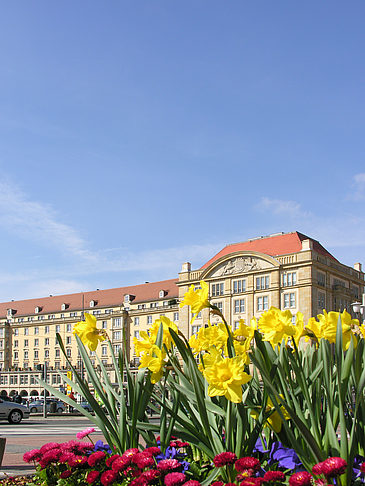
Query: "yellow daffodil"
258 307 296 347
306 310 358 349
180 280 210 322
149 316 178 351
73 313 106 351
134 330 155 357
139 345 166 384
251 396 290 433
189 321 228 354
202 354 252 403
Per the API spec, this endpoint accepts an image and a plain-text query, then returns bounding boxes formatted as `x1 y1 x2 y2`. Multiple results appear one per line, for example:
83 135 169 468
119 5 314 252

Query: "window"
113 331 121 340
134 330 140 339
28 316 34 322
93 310 101 315
147 316 153 325
113 318 121 328
283 272 297 287
38 315 44 320
45 338 50 346
48 314 55 319
318 292 325 309
67 324 72 332
234 299 245 313
66 348 72 357
14 329 19 336
105 309 112 314
60 313 65 318
256 276 270 290
214 301 223 313
34 327 39 335
113 344 121 355
66 336 71 345
192 325 201 335
14 340 18 347
55 349 60 358
134 317 139 326
10 375 17 384
150 302 158 308
257 296 269 311
173 312 179 321
34 350 39 359
102 320 107 329
233 279 246 293
211 282 224 297
18 318 24 323
14 351 18 360
102 346 107 356
284 293 296 309
0 329 3 338
138 304 146 310
24 339 29 347
233 321 240 331
45 350 49 358
70 312 77 317
24 328 29 335
45 326 50 334
34 338 39 347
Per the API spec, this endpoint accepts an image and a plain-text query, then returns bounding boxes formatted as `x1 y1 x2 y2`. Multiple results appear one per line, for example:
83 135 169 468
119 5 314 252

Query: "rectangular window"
233 279 246 293
24 339 29 347
14 329 19 336
45 338 50 346
113 318 121 328
213 301 223 313
211 282 224 297
92 310 101 315
55 325 60 333
70 312 77 317
48 314 55 319
138 304 146 310
14 351 18 360
101 346 107 356
38 315 44 320
150 302 158 308
67 324 72 332
233 321 240 331
284 293 296 309
134 330 140 339
0 330 3 338
234 299 245 313
34 338 39 347
256 276 270 290
102 320 107 329
45 326 50 334
24 328 29 335
34 350 39 359
147 316 153 324
45 350 49 358
318 292 325 309
113 344 121 355
257 296 269 311
283 272 297 287
113 331 121 340
14 340 18 347
134 317 139 326
66 336 71 345
55 349 60 358
34 327 39 335
173 312 179 321
192 325 201 335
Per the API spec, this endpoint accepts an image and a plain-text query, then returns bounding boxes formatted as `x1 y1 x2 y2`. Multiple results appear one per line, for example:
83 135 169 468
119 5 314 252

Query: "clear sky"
0 1 364 301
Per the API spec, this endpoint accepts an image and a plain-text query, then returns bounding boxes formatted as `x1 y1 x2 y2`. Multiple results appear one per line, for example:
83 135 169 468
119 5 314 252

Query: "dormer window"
7 309 15 318
61 303 68 311
35 306 42 314
159 290 167 298
90 300 97 308
124 294 135 303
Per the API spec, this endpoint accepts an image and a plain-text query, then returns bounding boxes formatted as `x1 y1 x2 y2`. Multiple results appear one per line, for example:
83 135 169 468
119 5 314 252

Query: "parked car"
80 401 94 412
28 399 65 414
0 398 30 423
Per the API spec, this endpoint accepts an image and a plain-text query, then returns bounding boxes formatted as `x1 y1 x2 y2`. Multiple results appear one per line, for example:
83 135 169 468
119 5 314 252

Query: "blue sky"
0 1 364 301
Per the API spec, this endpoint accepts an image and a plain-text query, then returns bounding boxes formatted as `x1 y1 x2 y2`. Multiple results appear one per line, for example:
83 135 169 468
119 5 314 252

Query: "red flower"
68 455 88 468
88 451 106 467
144 447 161 456
132 452 155 469
101 469 118 486
39 442 60 453
361 462 365 474
240 478 263 486
211 482 224 486
226 483 237 486
176 441 190 448
141 470 161 483
106 454 121 467
157 459 181 471
321 457 347 478
112 456 131 472
182 481 201 486
235 457 261 473
312 463 324 475
288 471 313 486
39 449 62 468
23 449 41 463
263 471 286 482
213 452 238 467
60 470 72 479
164 472 186 486
87 470 100 484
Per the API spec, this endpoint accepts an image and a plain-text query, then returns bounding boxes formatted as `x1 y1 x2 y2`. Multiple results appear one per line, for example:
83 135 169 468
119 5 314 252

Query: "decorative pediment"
203 252 279 278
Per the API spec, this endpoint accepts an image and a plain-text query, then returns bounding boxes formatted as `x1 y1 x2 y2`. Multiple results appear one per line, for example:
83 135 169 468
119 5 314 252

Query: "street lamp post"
351 293 365 325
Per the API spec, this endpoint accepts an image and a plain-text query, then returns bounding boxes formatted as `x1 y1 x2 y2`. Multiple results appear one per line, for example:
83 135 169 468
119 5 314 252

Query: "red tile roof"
201 231 337 269
0 279 178 319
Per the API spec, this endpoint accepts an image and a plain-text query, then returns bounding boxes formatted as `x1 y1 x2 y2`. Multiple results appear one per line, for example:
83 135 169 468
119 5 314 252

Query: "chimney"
301 239 313 251
354 263 362 272
181 262 191 272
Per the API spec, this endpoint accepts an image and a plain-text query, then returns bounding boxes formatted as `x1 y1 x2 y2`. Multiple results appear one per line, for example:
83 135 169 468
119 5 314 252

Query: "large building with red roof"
0 231 363 399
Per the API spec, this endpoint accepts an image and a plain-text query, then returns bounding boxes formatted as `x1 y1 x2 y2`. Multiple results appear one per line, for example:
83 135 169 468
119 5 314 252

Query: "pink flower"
23 449 41 463
312 463 324 475
321 457 347 478
211 482 224 486
106 454 121 467
88 451 106 467
164 472 186 486
213 452 237 467
77 427 96 440
141 470 161 483
157 459 181 471
112 456 131 472
263 471 286 482
288 472 313 486
132 452 155 469
87 470 101 484
240 479 264 486
101 469 118 486
68 455 88 468
235 457 261 473
182 481 201 486
60 470 73 479
39 442 60 453
144 446 161 456
39 449 62 468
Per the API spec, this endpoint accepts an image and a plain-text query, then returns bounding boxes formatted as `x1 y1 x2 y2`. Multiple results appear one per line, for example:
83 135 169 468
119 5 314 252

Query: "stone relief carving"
209 256 270 277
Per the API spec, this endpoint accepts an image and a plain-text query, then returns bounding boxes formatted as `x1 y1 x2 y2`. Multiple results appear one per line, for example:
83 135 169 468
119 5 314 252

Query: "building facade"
0 231 363 398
